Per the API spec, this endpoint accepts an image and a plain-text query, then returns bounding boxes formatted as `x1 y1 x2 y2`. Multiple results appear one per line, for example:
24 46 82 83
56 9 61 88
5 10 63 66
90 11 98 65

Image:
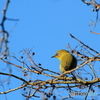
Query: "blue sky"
0 0 100 100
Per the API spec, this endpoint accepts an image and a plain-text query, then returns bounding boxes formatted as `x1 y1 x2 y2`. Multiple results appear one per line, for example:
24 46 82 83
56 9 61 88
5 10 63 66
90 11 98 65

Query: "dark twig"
0 0 10 57
69 33 99 54
0 72 27 83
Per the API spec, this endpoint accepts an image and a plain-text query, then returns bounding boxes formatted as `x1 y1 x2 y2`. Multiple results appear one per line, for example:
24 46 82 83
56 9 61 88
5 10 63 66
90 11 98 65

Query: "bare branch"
90 30 100 34
69 33 99 54
0 72 27 83
0 0 10 57
0 58 58 78
0 84 27 94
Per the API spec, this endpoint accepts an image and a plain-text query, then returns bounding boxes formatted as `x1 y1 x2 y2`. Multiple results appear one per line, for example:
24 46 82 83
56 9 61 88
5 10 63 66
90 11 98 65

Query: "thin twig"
69 33 99 54
0 83 27 94
0 72 27 83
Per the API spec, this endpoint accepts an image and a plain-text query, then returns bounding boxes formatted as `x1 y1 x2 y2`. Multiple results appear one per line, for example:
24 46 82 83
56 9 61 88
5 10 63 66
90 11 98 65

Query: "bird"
51 49 77 73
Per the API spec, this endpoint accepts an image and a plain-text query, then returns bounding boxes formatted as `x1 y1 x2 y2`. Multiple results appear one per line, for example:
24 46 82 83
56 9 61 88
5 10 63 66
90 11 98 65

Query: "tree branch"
0 83 27 94
69 33 99 54
0 72 27 83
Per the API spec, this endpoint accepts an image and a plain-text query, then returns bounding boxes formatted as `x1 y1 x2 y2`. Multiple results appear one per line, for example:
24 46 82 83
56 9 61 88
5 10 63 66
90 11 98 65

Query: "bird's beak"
51 55 56 58
51 54 57 58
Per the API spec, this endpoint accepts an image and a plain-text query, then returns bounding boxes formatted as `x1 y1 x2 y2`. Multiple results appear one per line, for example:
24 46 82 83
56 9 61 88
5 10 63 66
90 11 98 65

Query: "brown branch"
28 77 100 86
70 49 100 60
90 30 100 34
0 72 27 83
82 0 100 10
0 83 27 94
1 76 98 95
69 33 99 54
0 58 58 78
0 0 10 57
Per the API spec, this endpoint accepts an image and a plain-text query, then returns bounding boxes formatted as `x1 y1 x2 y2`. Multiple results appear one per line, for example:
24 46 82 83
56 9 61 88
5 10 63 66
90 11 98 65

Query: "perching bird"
51 50 77 73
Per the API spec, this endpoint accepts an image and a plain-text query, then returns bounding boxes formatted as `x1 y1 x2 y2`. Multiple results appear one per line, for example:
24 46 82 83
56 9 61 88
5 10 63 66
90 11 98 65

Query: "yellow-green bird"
51 50 77 73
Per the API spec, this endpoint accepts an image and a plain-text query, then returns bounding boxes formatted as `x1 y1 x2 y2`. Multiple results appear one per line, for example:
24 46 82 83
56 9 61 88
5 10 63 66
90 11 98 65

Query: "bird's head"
51 50 70 60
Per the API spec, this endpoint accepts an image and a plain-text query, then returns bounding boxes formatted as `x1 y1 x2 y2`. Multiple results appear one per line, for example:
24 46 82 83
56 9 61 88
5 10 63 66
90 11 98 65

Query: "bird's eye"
56 52 60 56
